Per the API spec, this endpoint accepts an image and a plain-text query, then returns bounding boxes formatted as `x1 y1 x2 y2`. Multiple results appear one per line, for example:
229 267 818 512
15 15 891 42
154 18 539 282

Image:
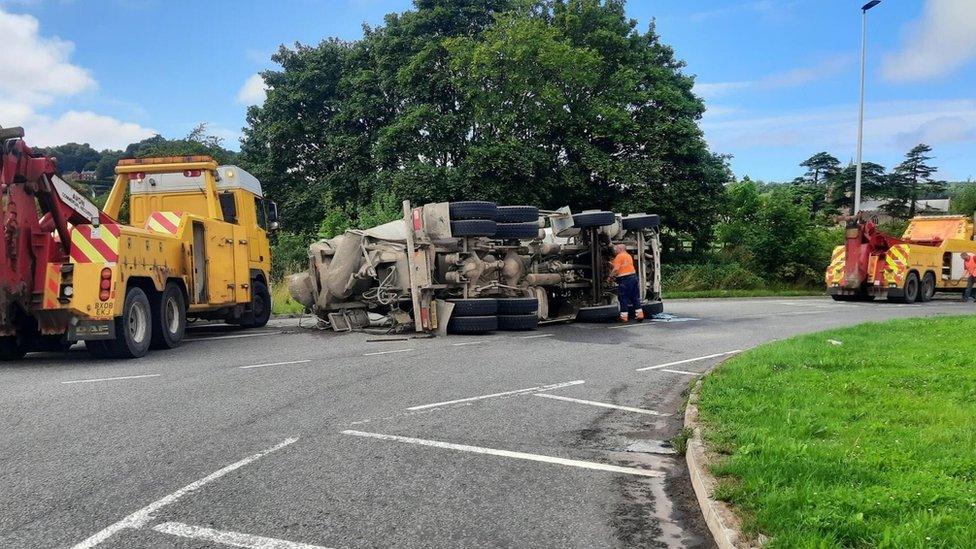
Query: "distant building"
63 171 81 182
78 170 97 182
859 198 950 214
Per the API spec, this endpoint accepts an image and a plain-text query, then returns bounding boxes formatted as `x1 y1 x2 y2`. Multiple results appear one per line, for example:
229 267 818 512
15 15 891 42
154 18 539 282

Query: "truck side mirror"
268 200 279 223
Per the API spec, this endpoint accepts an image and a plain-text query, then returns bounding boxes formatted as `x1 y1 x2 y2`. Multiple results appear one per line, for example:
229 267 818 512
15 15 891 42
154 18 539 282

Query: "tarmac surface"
0 296 969 549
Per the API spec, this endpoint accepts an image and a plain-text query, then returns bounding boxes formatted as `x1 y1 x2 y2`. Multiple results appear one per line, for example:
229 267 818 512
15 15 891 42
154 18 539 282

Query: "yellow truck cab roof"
128 165 263 198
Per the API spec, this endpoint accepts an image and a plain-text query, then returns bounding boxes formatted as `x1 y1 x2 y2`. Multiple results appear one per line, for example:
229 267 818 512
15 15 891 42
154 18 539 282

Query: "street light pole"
854 0 881 215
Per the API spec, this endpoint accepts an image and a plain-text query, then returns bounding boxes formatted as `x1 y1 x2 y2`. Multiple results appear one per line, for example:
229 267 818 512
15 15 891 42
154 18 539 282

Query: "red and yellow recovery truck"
826 215 976 303
1 125 276 360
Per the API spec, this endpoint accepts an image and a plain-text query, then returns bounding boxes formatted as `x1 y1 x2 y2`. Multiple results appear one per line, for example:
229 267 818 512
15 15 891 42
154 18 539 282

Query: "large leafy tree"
828 161 886 215
884 144 946 218
792 152 841 216
240 0 729 250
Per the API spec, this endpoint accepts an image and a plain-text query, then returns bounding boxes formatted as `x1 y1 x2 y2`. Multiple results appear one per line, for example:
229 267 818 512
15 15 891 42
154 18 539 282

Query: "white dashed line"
534 393 669 416
61 374 161 385
406 380 585 411
520 333 553 339
363 348 414 356
341 430 663 477
153 522 331 549
661 368 701 376
635 350 742 372
70 437 298 549
451 339 496 346
239 360 311 370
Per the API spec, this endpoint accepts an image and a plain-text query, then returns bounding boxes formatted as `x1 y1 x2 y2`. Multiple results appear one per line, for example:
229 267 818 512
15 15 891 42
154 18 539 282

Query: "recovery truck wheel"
96 287 153 359
447 315 497 334
920 272 936 302
449 201 498 221
241 280 272 329
0 336 27 361
891 272 920 304
497 314 538 331
575 304 620 323
494 205 539 223
496 297 538 315
448 298 498 316
572 211 616 228
151 283 187 349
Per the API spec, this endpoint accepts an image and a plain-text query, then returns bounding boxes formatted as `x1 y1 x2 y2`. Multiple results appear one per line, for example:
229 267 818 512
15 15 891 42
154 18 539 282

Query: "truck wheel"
448 298 498 316
151 283 187 349
894 272 920 304
450 219 496 237
920 272 936 302
0 336 26 361
573 211 615 228
449 201 497 220
497 314 538 331
575 304 620 323
494 222 541 240
642 301 664 317
101 287 153 359
496 297 538 315
447 315 497 334
622 214 661 231
494 205 539 223
241 281 272 328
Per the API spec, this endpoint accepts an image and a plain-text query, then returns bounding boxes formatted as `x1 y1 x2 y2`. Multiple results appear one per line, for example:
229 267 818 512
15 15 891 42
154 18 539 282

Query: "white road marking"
451 339 497 346
534 393 669 416
363 348 414 356
635 350 742 372
188 332 278 342
609 317 699 329
61 374 161 385
341 430 663 477
661 369 701 376
70 437 298 549
406 380 585 411
239 360 311 370
520 333 553 339
153 522 331 549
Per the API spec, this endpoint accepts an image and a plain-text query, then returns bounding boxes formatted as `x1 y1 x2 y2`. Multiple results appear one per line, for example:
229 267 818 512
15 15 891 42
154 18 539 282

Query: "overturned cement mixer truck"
287 201 663 334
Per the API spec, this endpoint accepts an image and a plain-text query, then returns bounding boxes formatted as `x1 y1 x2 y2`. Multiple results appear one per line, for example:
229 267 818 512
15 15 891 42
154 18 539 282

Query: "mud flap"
68 319 115 341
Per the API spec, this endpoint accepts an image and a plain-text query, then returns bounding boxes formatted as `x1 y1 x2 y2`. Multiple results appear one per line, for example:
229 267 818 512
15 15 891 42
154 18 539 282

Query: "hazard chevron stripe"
70 224 120 263
145 211 183 235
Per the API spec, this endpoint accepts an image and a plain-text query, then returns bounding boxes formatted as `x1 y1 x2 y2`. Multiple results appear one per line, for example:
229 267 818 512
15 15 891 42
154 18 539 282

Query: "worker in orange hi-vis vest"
609 244 644 323
963 252 976 302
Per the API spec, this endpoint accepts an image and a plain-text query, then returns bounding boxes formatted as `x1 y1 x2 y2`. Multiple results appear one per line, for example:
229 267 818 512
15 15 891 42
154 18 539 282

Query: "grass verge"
271 278 305 316
666 289 823 299
697 316 976 548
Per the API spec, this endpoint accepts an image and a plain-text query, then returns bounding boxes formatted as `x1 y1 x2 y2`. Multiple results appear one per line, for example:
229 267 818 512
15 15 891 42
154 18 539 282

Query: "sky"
1 0 973 182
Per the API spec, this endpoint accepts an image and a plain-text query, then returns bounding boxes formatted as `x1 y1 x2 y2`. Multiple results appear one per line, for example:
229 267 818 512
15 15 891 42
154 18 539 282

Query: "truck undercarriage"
289 201 664 334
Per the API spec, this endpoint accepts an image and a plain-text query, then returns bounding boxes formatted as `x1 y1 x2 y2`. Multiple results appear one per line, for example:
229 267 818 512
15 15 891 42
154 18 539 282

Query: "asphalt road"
0 296 970 549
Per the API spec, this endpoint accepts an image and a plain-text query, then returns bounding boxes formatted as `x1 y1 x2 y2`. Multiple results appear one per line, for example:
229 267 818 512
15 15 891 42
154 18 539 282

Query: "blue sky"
1 0 973 181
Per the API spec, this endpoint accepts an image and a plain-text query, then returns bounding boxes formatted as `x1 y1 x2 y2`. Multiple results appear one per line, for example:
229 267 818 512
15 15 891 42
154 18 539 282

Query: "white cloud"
0 7 95 105
883 0 976 82
694 55 853 99
690 1 800 22
0 7 154 149
237 73 268 105
702 99 976 154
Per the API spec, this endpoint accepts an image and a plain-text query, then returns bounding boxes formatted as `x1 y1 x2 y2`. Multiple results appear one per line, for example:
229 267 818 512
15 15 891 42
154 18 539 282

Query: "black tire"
497 314 538 331
495 205 539 223
622 214 661 231
241 280 272 328
495 222 540 240
891 272 920 304
575 304 620 323
0 336 26 361
573 211 616 228
100 287 153 359
447 315 497 334
497 297 539 315
449 201 497 220
451 219 497 237
642 301 664 317
151 283 187 349
920 272 936 302
448 298 498 316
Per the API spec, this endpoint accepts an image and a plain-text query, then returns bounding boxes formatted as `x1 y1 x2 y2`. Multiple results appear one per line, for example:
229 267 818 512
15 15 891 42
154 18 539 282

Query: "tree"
885 144 946 218
828 161 886 215
792 152 841 216
240 0 729 249
949 182 976 217
42 143 101 174
129 124 237 165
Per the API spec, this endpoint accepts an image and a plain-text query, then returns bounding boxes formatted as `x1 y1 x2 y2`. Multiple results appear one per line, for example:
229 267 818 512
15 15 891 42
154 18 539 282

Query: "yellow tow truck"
1 134 277 360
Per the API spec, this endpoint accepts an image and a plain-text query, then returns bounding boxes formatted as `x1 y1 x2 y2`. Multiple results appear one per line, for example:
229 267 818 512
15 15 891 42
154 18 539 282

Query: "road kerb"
684 378 757 549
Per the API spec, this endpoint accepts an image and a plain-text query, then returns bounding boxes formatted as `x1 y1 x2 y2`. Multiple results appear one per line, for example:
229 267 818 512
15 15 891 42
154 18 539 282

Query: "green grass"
697 316 976 548
271 278 305 316
666 289 823 299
